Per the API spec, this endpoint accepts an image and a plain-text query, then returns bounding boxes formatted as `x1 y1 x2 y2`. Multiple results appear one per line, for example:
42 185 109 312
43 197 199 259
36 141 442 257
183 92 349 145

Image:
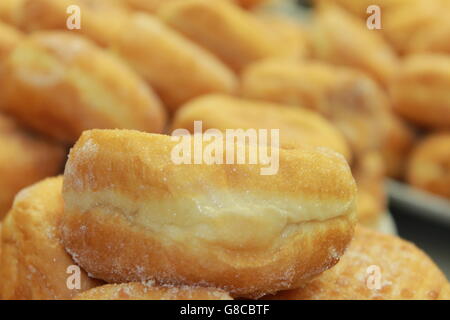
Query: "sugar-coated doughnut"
0 31 166 143
266 226 449 300
62 129 357 298
241 59 388 156
0 177 101 300
110 12 238 110
15 0 238 110
74 282 232 300
406 133 450 199
311 3 398 87
0 21 22 61
0 114 65 218
171 94 352 161
255 13 310 59
19 0 129 46
353 152 387 228
158 0 289 72
391 54 450 129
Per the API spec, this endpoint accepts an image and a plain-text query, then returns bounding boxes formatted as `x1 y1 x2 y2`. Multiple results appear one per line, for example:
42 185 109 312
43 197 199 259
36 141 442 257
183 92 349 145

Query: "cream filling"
65 189 355 251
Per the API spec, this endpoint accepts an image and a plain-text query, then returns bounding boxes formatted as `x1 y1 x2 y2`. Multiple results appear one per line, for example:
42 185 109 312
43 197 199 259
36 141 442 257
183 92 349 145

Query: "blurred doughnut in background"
407 133 450 199
310 3 398 88
240 59 389 157
0 31 166 143
391 54 450 130
0 114 65 218
3 0 238 110
172 94 352 161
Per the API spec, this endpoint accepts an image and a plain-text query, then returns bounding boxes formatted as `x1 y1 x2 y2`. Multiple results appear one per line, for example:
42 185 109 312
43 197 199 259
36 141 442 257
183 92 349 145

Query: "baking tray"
387 179 450 226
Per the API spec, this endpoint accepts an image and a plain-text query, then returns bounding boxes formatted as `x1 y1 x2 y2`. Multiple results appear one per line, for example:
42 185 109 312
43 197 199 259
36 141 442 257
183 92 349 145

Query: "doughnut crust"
406 133 450 199
0 31 166 143
62 129 357 298
0 177 100 300
391 54 450 129
158 0 288 72
266 226 449 300
0 114 65 218
171 94 352 161
74 282 232 300
241 59 388 156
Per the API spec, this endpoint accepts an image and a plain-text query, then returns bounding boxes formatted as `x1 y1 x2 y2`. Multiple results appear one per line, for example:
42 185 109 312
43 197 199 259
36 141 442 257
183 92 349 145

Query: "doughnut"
0 114 65 218
391 54 450 129
74 282 232 300
255 13 310 59
0 31 166 143
157 0 289 72
0 177 101 300
62 129 357 298
14 0 238 110
109 12 237 110
240 59 388 156
352 152 387 228
311 3 398 87
383 0 447 54
380 113 416 179
171 94 352 161
0 21 22 61
266 226 449 300
406 133 450 199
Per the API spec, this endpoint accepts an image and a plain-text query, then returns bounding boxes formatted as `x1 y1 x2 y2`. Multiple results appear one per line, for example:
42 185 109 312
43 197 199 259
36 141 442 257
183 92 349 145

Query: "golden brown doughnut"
0 114 65 218
109 12 238 110
14 0 238 110
352 152 387 228
406 133 450 199
266 226 449 300
74 282 232 300
62 129 357 298
0 31 166 143
241 59 388 156
391 54 450 129
0 177 101 300
383 0 447 55
311 3 398 87
157 0 290 72
0 21 22 61
171 94 352 161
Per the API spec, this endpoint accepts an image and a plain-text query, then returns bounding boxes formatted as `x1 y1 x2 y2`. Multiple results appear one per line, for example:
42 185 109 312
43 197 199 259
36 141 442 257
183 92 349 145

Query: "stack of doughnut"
0 0 449 300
